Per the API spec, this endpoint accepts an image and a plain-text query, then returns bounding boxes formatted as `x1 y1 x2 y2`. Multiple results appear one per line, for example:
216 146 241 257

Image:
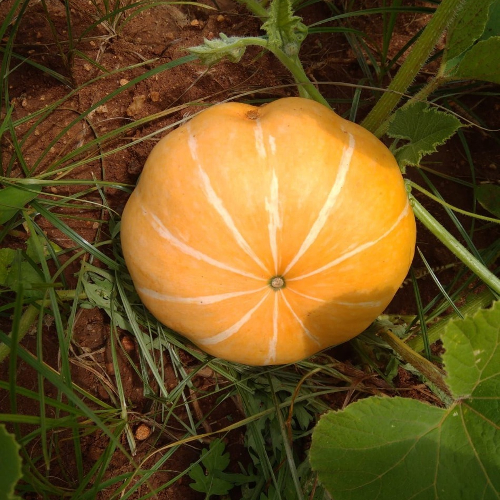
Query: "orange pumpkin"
121 97 416 365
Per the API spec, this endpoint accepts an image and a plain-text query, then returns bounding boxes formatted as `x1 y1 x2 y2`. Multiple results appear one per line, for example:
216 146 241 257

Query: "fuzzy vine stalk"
361 0 465 136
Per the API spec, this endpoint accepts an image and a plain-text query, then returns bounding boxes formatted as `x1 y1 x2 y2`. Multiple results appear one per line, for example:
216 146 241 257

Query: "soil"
0 1 498 499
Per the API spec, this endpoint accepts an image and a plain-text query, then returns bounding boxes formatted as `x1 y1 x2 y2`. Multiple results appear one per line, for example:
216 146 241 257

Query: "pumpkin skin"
121 97 416 366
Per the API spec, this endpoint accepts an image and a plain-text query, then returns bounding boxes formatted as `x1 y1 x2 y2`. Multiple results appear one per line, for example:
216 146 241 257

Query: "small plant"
188 439 255 498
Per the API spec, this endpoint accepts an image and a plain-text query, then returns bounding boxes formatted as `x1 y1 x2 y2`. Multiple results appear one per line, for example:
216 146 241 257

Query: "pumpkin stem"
270 276 286 290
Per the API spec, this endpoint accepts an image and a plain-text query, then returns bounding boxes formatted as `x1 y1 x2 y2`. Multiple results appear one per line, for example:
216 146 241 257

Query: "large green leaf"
310 302 500 500
0 425 22 500
453 36 500 84
442 0 500 83
444 0 496 61
387 102 462 168
480 0 500 40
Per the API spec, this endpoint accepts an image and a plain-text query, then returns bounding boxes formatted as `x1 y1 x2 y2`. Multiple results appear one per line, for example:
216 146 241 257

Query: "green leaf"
5 257 47 299
188 33 249 66
82 271 131 331
441 301 499 399
388 102 463 168
480 0 500 40
188 439 235 497
444 0 496 61
452 36 500 84
476 184 500 217
0 184 42 224
262 0 308 55
0 425 23 500
26 234 62 264
0 248 16 285
310 301 500 500
1 249 48 299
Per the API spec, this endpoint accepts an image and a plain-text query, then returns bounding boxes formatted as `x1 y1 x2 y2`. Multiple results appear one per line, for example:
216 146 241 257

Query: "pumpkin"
121 97 416 366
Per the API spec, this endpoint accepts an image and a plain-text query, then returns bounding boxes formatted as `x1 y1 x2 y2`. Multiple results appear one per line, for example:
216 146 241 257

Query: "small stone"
126 95 147 117
217 15 225 22
135 424 151 441
196 366 214 379
121 335 135 352
119 78 129 86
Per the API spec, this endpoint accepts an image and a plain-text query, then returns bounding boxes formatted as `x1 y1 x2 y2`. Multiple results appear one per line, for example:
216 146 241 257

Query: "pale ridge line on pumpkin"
288 288 382 307
334 299 384 308
198 292 271 346
138 286 268 304
264 293 280 364
268 135 277 155
266 169 282 274
146 209 265 281
187 127 269 274
254 119 266 159
287 288 326 303
289 201 411 282
283 130 355 276
281 292 320 345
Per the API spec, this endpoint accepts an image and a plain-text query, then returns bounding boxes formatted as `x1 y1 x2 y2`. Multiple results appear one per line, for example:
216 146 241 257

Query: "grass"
0 0 499 498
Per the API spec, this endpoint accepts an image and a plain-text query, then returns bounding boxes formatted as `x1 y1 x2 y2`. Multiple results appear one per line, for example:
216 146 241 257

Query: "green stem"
408 180 500 224
0 290 86 364
361 0 463 135
270 47 330 108
243 37 330 107
377 327 451 399
410 196 500 295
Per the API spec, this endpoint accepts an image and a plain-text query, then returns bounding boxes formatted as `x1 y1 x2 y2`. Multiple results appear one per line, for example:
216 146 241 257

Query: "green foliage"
481 0 500 39
444 0 496 61
0 425 22 500
476 184 500 217
0 249 47 300
189 439 254 498
310 302 500 500
451 36 500 84
188 33 250 66
0 184 41 225
0 233 63 299
387 102 463 168
262 0 308 55
439 0 500 83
